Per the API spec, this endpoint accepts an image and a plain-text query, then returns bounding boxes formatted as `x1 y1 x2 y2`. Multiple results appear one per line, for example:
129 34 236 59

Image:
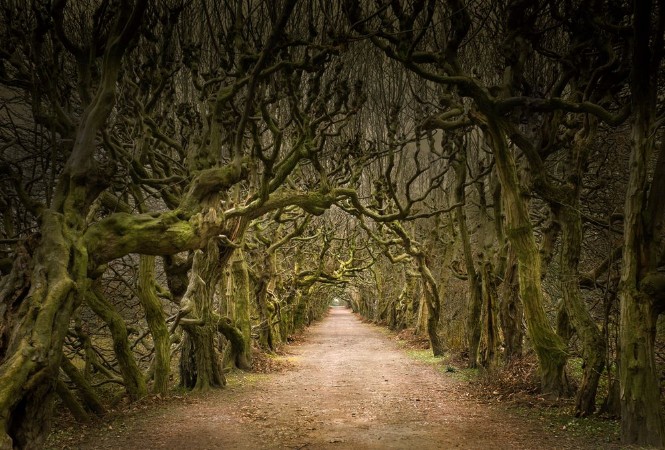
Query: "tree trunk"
488 122 568 396
55 378 90 423
254 254 275 350
499 249 523 361
0 213 84 449
138 255 170 394
452 149 483 367
403 269 419 329
372 267 385 323
414 255 445 356
619 1 665 444
85 286 147 400
619 104 664 446
480 260 500 369
60 357 106 416
414 294 428 337
230 250 252 367
466 273 482 366
216 314 251 370
558 204 605 416
179 244 226 390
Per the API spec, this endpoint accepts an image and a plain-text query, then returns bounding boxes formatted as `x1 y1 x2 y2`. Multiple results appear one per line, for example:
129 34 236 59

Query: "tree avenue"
0 0 663 448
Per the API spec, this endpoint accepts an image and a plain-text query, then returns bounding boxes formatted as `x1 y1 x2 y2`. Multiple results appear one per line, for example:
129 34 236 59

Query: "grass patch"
225 370 270 387
403 348 479 381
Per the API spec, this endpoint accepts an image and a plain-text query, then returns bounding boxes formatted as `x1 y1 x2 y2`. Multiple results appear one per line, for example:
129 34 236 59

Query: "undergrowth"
386 324 622 447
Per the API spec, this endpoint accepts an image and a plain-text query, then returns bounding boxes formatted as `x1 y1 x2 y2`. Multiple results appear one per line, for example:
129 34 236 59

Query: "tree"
618 0 665 444
0 0 366 446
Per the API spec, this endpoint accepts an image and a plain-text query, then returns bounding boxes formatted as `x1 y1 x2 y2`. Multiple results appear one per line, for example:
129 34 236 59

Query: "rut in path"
59 307 614 449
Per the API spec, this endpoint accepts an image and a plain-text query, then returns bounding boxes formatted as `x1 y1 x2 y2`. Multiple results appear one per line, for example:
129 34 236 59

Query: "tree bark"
179 245 225 390
55 378 90 423
230 249 252 368
453 148 483 368
85 286 148 401
479 260 500 368
487 122 568 396
254 254 276 350
0 212 83 450
137 255 170 394
619 0 665 444
499 249 523 361
415 255 445 356
619 100 664 446
558 204 605 416
60 357 106 416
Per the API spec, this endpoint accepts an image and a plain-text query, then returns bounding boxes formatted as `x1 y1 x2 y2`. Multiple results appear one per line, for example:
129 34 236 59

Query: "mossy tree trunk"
178 215 252 385
55 378 90 423
385 223 445 356
253 252 276 350
619 2 665 440
619 125 665 446
266 252 283 347
230 249 252 367
293 290 309 331
178 245 225 390
499 249 523 361
415 255 445 356
479 260 500 368
137 255 171 394
452 145 483 367
542 123 606 416
399 268 420 330
60 357 105 416
558 203 605 416
0 4 148 445
0 214 84 449
487 121 569 396
85 286 148 400
371 266 385 323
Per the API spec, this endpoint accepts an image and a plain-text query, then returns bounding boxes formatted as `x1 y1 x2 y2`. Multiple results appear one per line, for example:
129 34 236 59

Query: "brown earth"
48 307 620 449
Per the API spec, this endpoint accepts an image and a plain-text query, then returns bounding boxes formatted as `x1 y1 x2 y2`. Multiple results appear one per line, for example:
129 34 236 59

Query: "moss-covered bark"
137 255 170 394
178 247 225 390
618 1 665 444
85 287 147 401
619 87 665 446
254 256 275 350
0 212 82 450
231 250 252 367
488 122 568 396
60 357 105 416
55 378 90 423
479 261 500 368
452 148 483 367
499 249 523 361
415 255 445 356
397 269 419 330
557 202 605 416
216 314 251 370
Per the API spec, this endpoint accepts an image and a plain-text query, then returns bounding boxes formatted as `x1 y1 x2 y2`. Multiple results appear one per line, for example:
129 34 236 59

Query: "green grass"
225 370 270 387
402 348 479 381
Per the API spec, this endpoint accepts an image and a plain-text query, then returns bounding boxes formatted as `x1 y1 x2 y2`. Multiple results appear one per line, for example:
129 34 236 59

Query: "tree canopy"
1 0 664 448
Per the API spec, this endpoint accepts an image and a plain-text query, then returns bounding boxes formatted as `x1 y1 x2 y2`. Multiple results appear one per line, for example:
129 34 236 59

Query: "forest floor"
47 307 623 449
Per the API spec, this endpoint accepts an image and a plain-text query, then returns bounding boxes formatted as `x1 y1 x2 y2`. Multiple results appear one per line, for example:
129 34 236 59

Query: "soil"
48 307 620 449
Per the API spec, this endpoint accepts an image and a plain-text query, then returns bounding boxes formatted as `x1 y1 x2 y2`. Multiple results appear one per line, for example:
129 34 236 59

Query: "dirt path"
53 307 616 449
